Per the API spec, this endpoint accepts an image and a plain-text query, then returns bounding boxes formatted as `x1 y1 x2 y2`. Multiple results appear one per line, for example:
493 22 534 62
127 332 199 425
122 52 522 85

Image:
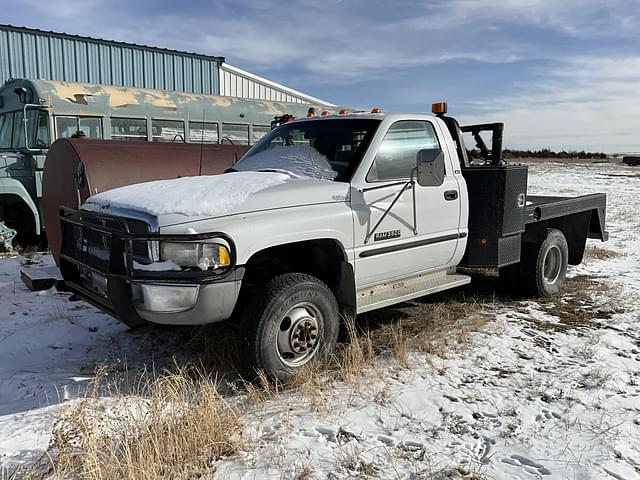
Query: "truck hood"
83 171 350 228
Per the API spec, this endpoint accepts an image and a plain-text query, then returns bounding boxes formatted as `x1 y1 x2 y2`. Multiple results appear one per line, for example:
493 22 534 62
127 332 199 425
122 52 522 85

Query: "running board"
357 270 471 313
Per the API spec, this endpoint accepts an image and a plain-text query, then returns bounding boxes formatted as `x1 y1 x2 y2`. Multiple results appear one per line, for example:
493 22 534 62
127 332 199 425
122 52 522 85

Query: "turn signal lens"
218 245 231 267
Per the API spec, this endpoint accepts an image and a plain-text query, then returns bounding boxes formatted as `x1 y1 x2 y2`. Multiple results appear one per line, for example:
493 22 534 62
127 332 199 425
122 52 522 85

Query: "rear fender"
0 178 41 233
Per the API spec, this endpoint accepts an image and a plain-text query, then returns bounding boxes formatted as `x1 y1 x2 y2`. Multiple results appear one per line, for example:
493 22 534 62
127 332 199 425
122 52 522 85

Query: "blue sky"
3 0 639 152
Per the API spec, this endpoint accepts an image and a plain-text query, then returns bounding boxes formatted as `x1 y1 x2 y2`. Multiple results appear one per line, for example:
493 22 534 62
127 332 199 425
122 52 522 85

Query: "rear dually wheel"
522 228 569 297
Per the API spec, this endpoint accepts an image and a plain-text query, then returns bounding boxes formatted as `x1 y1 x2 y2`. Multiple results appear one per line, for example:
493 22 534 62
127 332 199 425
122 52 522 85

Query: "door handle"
444 190 458 201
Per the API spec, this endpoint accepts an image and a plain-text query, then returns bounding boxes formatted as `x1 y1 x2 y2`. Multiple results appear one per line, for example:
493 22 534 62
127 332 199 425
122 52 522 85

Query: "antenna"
198 109 205 176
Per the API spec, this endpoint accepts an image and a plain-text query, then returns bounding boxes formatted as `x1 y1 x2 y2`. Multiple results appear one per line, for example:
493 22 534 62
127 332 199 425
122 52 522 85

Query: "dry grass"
15 272 615 478
334 444 379 476
362 293 494 361
31 364 243 480
520 274 623 333
584 245 622 261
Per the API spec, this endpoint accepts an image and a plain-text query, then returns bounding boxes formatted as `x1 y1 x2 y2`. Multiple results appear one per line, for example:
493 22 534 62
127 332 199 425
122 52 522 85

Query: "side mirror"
416 148 445 186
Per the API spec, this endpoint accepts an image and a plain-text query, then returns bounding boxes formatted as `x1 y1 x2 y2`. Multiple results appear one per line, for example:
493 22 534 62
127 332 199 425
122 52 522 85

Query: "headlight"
160 242 231 271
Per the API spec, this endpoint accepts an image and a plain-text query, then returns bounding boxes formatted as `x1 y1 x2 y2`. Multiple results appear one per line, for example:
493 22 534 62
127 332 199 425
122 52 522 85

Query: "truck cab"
59 104 608 381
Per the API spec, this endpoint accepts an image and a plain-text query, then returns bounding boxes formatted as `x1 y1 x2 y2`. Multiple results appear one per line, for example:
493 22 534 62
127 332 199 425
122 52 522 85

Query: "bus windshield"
0 109 49 150
235 118 381 182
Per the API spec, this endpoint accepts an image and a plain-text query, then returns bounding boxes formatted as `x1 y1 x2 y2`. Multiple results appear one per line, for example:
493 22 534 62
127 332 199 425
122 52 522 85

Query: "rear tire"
239 273 339 383
521 228 569 297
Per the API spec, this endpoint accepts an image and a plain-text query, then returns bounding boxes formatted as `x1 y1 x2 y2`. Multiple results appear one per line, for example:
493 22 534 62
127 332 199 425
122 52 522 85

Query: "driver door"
352 120 461 287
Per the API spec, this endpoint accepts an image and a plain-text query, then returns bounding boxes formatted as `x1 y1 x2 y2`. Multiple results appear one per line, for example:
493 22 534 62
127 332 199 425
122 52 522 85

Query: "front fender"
0 177 41 232
227 204 354 265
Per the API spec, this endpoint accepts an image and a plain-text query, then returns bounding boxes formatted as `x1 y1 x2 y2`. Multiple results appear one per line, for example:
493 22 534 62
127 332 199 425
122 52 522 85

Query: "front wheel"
239 273 340 383
521 228 569 297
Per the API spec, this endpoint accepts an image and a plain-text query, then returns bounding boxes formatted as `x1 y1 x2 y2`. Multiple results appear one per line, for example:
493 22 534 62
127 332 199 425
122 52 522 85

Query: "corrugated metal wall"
0 25 221 95
219 64 334 106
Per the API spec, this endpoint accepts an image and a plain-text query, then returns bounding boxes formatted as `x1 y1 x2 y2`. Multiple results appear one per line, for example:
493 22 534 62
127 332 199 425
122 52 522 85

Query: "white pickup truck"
59 104 608 380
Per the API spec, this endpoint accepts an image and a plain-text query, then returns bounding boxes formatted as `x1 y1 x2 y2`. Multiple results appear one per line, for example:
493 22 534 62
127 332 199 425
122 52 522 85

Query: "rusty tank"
43 138 249 263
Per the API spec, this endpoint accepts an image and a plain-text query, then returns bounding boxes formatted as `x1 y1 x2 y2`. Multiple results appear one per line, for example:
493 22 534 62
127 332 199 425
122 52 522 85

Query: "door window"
368 121 440 182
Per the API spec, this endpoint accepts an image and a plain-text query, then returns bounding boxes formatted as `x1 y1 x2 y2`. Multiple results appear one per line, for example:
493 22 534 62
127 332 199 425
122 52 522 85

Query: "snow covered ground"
1 161 639 479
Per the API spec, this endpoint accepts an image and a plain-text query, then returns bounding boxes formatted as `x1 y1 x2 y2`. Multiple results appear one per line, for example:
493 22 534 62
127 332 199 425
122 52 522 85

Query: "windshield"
235 118 381 181
0 109 50 150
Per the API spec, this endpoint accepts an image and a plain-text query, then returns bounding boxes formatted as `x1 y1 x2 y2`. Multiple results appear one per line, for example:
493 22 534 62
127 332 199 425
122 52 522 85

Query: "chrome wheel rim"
543 245 562 284
276 303 322 367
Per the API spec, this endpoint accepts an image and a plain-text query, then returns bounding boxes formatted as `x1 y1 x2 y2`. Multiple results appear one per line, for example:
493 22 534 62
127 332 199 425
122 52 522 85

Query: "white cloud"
406 0 639 38
460 57 640 152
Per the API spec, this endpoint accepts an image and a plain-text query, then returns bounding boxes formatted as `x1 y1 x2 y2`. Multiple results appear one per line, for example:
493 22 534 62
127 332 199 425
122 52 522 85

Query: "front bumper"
59 207 240 326
134 280 240 325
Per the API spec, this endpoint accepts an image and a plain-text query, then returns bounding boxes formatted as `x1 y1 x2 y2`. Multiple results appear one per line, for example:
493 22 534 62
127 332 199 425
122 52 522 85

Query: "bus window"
221 123 249 145
111 118 148 141
252 125 271 144
152 120 185 143
188 121 218 144
79 117 102 139
0 112 12 148
55 116 79 139
56 116 102 139
12 111 25 148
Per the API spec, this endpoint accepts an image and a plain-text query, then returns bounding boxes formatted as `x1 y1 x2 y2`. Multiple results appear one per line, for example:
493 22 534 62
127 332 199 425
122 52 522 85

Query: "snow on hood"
235 144 338 181
84 171 290 217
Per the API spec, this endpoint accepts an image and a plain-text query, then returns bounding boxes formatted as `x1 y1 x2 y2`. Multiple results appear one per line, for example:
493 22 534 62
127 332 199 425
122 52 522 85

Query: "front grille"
59 209 153 275
61 217 113 273
84 228 112 271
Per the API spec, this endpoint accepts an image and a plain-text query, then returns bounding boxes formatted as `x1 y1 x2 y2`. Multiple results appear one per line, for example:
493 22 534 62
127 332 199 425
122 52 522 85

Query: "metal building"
0 24 223 95
0 24 333 105
219 63 335 106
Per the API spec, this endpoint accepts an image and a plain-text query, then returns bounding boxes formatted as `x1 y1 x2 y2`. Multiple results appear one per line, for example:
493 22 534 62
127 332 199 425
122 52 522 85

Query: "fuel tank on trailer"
43 138 249 263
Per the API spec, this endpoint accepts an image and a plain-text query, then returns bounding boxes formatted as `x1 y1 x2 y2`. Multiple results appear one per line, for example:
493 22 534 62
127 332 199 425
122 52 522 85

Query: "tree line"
501 148 608 159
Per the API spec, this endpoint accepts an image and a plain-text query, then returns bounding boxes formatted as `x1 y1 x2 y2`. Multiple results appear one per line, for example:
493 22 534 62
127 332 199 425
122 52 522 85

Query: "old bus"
0 78 330 249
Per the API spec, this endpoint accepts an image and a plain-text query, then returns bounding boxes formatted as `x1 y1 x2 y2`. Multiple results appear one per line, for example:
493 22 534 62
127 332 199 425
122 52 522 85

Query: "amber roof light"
432 102 447 115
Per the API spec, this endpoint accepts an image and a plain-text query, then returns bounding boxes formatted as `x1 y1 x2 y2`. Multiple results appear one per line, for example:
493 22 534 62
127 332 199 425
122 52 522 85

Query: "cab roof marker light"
432 102 447 115
338 108 349 115
371 107 382 114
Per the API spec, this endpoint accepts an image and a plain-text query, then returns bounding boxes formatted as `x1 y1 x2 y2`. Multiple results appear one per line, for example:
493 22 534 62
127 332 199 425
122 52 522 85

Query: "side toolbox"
459 164 528 268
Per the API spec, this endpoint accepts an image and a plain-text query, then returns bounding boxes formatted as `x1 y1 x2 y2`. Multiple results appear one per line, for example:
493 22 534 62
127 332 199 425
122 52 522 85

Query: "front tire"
239 273 340 383
521 228 569 297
